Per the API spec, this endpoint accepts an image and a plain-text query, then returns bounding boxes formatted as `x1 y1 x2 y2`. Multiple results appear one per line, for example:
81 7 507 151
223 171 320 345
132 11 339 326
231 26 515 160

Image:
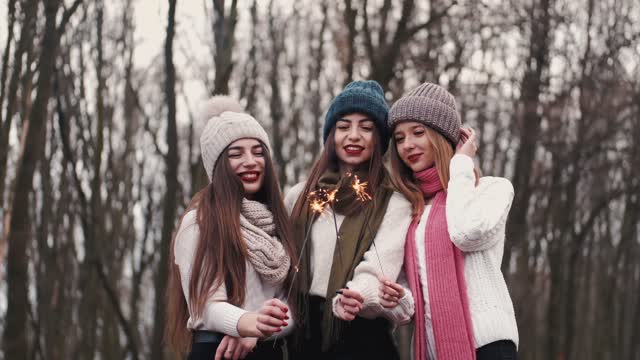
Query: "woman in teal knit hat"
285 80 415 359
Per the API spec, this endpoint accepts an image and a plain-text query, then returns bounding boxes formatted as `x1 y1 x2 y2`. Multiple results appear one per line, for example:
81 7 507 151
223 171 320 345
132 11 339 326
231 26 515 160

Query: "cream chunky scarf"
240 199 290 284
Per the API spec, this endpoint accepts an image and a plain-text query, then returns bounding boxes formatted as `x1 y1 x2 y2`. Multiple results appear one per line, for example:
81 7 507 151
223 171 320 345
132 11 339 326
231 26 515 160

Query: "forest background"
1 0 639 359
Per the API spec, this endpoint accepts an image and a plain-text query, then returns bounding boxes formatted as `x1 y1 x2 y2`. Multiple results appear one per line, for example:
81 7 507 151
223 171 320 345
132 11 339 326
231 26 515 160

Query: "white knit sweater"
173 210 294 338
405 154 519 355
284 183 414 324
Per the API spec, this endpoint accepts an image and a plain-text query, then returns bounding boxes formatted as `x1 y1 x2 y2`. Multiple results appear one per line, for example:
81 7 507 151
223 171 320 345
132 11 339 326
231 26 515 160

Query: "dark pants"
289 295 400 360
476 340 517 360
187 331 284 360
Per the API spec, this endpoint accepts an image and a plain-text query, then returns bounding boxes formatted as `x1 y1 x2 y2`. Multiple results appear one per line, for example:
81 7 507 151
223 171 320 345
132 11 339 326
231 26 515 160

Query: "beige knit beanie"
199 96 271 181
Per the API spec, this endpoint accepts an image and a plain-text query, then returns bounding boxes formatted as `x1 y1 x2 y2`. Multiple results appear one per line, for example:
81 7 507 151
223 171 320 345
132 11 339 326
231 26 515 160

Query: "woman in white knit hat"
379 82 518 359
165 96 297 360
285 80 414 359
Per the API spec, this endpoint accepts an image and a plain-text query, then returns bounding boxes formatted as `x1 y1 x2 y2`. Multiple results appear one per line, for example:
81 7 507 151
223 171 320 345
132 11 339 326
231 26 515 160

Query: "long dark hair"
165 141 297 353
289 121 386 331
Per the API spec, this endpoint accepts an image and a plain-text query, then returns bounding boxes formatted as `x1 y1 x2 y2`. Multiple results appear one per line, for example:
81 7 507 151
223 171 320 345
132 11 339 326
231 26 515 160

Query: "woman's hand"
214 335 257 360
456 127 478 158
334 288 364 321
378 277 405 309
255 298 289 337
237 298 289 338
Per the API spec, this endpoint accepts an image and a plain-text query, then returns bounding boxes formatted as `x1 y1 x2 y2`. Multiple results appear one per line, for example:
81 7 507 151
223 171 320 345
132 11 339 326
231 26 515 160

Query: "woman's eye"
414 130 425 136
361 126 373 132
228 153 241 158
253 151 264 157
395 137 404 143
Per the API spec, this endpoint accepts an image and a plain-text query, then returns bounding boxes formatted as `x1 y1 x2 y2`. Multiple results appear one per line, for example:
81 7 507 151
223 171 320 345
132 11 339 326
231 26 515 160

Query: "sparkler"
284 190 327 301
277 189 341 346
325 189 345 272
351 175 372 201
350 175 386 278
281 175 388 339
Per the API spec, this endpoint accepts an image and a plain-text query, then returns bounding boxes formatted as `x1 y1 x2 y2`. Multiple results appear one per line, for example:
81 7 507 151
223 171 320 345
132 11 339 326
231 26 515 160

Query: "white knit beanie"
199 96 271 181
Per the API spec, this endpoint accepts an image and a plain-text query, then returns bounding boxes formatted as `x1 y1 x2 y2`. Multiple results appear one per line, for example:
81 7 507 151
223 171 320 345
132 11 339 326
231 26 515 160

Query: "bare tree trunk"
285 4 301 184
2 0 82 357
212 0 238 95
77 2 106 357
34 123 56 359
616 194 639 359
0 0 17 120
267 0 286 185
238 0 259 115
360 0 454 91
121 1 146 352
0 0 38 211
503 0 553 271
631 259 640 358
626 90 640 360
151 1 179 358
502 2 553 357
342 0 357 86
561 4 595 356
308 1 328 157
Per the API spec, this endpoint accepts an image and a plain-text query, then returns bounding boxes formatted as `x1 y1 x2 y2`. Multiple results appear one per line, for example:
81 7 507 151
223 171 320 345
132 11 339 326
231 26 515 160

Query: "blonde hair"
389 126 479 220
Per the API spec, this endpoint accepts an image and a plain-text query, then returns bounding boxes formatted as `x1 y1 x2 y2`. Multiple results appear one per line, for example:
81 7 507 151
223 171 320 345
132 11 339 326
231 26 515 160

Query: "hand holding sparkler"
237 298 289 338
378 276 405 309
334 288 364 321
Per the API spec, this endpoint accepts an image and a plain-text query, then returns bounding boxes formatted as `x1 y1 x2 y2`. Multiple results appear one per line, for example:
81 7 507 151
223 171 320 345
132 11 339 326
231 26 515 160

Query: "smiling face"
393 121 436 172
333 113 376 172
226 138 266 199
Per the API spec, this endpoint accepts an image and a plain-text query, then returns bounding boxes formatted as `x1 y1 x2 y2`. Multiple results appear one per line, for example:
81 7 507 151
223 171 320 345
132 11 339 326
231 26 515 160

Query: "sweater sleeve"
173 211 248 337
332 193 413 319
446 154 514 252
345 269 415 325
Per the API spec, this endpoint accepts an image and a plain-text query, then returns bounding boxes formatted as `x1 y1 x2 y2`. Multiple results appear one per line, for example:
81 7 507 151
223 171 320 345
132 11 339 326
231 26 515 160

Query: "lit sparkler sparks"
351 175 372 201
284 188 339 302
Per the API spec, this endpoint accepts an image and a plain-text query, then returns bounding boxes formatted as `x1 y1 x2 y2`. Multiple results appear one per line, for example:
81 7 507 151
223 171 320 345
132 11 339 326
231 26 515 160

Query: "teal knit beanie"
323 80 390 153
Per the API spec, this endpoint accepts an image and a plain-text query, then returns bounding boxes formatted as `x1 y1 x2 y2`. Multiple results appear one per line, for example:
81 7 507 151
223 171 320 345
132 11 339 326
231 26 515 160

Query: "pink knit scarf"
404 167 476 359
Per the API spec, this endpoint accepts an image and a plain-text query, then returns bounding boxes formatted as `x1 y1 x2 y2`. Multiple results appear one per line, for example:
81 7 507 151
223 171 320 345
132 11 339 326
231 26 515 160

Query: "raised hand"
456 127 478 158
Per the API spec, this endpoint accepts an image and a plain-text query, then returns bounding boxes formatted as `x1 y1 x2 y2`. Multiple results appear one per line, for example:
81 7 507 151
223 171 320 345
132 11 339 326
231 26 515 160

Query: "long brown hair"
289 122 386 334
165 141 297 353
390 126 478 220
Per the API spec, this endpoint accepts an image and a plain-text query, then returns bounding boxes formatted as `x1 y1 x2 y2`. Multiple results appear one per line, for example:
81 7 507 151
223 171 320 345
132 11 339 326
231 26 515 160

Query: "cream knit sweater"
173 210 294 338
404 154 519 355
284 184 414 324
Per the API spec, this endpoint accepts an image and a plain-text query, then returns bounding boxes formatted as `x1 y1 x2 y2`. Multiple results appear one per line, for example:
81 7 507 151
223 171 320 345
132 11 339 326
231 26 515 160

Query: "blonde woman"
381 83 518 359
